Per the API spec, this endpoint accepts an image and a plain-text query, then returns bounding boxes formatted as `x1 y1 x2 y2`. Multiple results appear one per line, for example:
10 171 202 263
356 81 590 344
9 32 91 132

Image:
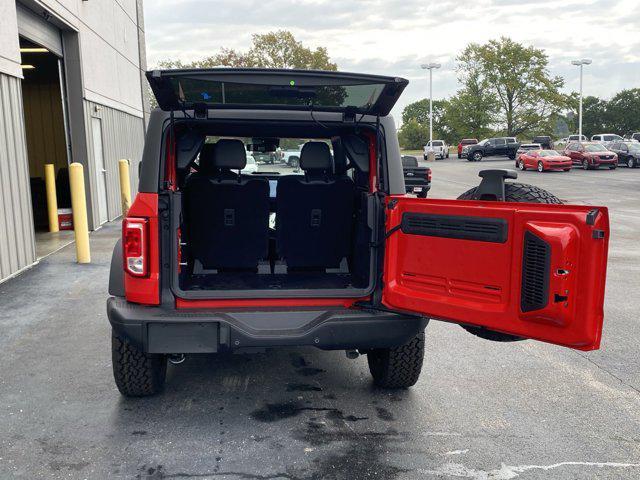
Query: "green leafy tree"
157 30 337 71
604 88 640 134
151 31 337 107
401 99 450 140
457 37 565 137
398 120 429 150
564 94 608 138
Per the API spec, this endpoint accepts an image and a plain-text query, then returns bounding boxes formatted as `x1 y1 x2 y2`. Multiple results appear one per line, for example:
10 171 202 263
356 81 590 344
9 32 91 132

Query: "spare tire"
456 182 562 342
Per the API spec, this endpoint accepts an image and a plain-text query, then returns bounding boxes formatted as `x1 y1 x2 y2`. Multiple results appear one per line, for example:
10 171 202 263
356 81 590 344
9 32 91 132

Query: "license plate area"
148 323 219 353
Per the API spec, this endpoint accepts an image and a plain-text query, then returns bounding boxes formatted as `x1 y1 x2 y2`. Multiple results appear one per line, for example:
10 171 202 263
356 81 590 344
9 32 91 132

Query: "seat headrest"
198 143 217 176
300 142 332 172
213 139 247 170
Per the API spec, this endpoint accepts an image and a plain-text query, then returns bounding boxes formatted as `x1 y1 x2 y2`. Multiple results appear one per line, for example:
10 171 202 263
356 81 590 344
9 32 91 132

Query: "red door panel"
383 196 609 350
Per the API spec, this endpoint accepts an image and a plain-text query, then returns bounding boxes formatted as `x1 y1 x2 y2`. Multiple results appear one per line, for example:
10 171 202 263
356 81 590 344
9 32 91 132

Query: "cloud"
143 0 640 120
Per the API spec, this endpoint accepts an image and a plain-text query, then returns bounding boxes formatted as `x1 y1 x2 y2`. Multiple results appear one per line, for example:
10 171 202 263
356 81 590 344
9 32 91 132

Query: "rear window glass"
200 137 332 176
432 141 444 146
170 78 385 111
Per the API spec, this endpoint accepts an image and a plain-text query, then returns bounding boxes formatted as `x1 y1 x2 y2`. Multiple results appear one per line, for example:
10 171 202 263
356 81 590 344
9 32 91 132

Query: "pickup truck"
463 137 520 162
423 140 449 160
402 155 431 197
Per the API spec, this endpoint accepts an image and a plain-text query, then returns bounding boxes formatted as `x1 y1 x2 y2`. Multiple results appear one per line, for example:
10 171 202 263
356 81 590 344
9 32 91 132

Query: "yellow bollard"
118 159 132 216
44 164 59 233
68 162 91 263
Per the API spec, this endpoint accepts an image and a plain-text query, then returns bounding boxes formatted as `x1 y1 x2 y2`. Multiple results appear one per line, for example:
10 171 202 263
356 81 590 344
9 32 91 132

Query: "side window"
495 139 506 146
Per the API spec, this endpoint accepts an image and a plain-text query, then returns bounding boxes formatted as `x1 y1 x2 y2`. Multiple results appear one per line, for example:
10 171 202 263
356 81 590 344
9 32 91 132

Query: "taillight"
427 170 432 182
123 218 148 277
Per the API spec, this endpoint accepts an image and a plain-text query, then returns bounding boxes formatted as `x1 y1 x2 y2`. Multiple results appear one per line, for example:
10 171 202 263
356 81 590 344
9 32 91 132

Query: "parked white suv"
591 134 622 146
423 140 449 159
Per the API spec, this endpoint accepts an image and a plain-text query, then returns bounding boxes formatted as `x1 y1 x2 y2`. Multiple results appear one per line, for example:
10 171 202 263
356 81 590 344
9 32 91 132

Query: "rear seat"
183 139 270 271
276 142 356 270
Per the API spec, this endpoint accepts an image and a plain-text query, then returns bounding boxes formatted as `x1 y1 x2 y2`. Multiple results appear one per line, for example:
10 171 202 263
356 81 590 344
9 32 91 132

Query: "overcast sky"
143 0 640 121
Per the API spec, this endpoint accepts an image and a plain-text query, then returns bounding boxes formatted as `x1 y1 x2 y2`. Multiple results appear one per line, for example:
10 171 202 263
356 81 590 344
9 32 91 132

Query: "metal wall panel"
16 3 63 57
83 100 145 225
0 73 36 281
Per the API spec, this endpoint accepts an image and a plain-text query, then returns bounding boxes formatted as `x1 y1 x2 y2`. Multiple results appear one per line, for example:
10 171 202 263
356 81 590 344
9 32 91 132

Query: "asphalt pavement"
1 156 639 479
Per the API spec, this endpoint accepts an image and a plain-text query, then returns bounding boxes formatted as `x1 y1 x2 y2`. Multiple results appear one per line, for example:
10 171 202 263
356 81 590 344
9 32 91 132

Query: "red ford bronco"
108 69 609 396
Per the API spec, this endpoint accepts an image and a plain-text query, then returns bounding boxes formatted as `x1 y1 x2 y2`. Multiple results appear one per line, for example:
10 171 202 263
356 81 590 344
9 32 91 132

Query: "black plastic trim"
108 239 124 297
107 297 427 353
521 231 550 312
401 213 508 243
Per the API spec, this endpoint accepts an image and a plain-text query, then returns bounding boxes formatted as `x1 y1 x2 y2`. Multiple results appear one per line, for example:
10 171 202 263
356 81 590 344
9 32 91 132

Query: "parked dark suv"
107 68 610 396
608 141 640 168
463 137 520 161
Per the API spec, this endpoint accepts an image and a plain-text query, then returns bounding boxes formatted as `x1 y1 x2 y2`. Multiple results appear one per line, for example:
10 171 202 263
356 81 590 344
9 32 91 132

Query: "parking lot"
1 156 639 480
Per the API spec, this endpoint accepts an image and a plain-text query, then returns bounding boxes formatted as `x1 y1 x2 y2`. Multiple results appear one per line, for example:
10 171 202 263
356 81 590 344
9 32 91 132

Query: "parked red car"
516 150 572 172
458 138 478 158
563 142 618 170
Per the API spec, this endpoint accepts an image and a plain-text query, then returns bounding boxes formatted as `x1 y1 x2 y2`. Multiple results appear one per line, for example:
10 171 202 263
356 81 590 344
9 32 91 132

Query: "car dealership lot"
1 158 639 479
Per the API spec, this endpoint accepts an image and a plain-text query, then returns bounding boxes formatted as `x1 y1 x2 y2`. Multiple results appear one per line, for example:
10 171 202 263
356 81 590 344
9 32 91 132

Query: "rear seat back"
276 142 355 269
184 139 269 270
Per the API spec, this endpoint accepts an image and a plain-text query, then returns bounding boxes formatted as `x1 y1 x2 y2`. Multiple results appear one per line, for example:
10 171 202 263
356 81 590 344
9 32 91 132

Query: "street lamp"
421 62 441 161
571 58 592 141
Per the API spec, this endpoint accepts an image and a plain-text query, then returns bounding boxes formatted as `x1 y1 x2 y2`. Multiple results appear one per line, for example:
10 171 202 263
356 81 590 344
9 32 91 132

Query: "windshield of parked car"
604 135 622 141
584 144 607 152
628 144 640 152
539 150 561 157
478 139 489 146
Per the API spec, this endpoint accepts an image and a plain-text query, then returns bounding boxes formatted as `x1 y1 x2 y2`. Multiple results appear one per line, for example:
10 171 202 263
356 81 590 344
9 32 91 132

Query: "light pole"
571 59 592 141
421 62 441 161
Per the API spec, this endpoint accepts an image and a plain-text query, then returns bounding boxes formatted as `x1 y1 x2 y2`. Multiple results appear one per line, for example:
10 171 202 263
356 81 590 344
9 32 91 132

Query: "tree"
441 83 497 142
457 37 565 137
604 88 640 134
151 31 337 108
157 30 337 71
401 98 449 140
564 94 608 138
398 120 429 150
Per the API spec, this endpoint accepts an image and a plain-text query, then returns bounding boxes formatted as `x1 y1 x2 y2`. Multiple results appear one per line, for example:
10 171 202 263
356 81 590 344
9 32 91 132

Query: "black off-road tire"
456 182 562 342
112 332 167 397
367 331 425 389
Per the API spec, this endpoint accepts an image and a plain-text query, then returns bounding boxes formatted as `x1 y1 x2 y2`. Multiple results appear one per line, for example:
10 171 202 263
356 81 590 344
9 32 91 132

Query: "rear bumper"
107 297 428 354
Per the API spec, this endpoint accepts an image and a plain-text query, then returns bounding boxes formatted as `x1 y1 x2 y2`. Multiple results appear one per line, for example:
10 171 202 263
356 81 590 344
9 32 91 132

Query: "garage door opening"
19 37 74 258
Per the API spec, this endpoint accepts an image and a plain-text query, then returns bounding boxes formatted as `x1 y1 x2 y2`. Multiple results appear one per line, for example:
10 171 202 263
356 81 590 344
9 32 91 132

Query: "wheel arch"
108 239 125 297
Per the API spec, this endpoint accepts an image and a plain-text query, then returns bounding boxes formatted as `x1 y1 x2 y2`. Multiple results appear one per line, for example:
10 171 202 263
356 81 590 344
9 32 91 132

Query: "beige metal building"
0 0 148 282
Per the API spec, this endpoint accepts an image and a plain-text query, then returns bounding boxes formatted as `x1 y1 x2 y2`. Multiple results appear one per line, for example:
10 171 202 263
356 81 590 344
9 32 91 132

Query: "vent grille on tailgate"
521 231 550 312
401 213 508 243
